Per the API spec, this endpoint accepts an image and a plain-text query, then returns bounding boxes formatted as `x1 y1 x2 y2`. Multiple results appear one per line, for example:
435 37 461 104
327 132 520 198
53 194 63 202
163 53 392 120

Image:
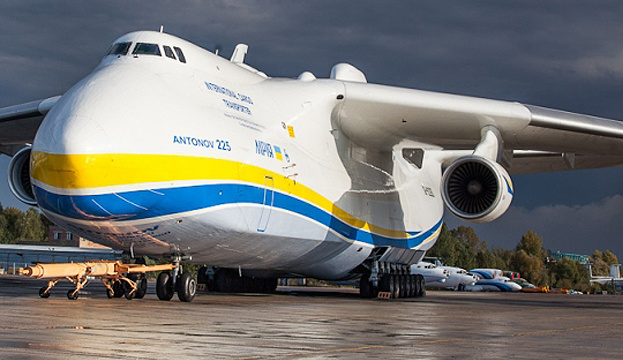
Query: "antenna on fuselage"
159 25 164 33
230 44 248 63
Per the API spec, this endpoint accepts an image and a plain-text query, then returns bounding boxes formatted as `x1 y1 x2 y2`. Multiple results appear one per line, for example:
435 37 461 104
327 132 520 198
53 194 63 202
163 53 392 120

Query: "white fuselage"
30 31 444 280
434 266 477 289
410 261 449 285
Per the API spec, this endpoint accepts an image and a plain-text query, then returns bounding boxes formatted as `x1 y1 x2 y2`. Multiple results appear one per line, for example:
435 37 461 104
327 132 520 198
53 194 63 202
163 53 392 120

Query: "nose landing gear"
155 257 197 302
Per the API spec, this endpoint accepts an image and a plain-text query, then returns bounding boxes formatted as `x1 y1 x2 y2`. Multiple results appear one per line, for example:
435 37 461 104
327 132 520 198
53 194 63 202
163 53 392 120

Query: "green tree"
427 223 458 266
2 207 24 244
475 250 497 268
510 249 547 286
516 231 546 260
602 250 619 266
18 208 47 241
549 258 590 291
591 250 610 277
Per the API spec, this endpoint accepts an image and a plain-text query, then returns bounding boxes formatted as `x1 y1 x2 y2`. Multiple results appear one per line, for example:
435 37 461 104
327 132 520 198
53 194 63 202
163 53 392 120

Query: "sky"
0 1 622 258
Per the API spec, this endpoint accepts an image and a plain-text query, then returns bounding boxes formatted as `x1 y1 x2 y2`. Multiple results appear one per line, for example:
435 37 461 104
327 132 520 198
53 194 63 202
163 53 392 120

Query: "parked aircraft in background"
590 264 623 291
410 261 449 287
469 269 522 292
2 30 623 301
421 259 477 290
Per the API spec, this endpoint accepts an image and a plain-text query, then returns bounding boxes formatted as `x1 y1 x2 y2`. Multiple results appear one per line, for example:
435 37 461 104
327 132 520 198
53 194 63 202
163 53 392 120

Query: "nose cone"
30 64 171 221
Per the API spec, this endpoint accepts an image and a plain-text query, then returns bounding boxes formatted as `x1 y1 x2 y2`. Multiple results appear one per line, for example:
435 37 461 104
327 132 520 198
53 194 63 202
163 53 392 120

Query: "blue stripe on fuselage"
33 184 442 249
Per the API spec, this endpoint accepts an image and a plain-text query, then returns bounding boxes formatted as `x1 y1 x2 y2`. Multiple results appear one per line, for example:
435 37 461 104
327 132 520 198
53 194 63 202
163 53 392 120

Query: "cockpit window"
163 45 176 59
133 43 162 56
174 46 186 63
107 42 132 56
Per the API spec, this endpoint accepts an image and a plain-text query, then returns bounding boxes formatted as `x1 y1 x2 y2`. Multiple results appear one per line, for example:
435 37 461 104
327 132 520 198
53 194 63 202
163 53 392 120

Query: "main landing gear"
359 262 425 300
196 267 278 294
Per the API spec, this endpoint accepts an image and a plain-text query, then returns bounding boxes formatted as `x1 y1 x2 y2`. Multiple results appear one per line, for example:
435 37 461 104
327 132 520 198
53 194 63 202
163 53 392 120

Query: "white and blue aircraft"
469 269 522 292
1 30 622 301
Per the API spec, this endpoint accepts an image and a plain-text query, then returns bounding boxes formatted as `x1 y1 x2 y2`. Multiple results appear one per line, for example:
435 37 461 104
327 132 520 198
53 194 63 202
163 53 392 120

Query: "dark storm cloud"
0 1 621 256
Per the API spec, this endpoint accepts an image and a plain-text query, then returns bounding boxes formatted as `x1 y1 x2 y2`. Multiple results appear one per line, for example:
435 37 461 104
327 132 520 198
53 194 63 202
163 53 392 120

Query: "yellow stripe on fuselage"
31 151 413 238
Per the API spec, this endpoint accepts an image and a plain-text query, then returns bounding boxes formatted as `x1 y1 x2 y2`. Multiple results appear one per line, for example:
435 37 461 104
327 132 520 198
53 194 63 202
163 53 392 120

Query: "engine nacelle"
8 146 37 206
441 156 514 223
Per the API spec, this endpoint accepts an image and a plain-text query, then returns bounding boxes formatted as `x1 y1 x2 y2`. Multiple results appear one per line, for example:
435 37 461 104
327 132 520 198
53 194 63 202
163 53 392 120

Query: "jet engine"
441 156 513 223
8 146 37 205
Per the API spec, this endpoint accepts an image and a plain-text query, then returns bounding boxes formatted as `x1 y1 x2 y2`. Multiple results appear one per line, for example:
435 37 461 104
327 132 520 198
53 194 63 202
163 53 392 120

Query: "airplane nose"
29 66 164 221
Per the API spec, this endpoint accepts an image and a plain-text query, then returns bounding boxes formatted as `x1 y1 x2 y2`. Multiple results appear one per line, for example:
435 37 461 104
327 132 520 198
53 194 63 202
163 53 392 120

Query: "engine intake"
441 156 513 223
8 146 37 205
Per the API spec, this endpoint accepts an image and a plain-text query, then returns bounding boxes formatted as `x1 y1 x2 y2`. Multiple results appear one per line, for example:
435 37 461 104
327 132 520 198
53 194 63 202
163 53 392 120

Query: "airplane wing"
334 82 623 174
0 96 60 156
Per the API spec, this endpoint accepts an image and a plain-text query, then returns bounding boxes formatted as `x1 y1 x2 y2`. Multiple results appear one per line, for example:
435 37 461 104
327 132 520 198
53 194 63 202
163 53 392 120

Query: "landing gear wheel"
413 275 421 297
417 275 426 297
39 287 50 298
379 274 390 293
123 281 135 300
112 281 124 298
176 272 197 302
135 276 147 299
360 275 372 298
262 278 278 293
400 275 408 298
106 288 114 299
403 275 412 298
156 272 174 301
390 275 400 299
409 275 417 298
67 290 79 300
128 274 147 299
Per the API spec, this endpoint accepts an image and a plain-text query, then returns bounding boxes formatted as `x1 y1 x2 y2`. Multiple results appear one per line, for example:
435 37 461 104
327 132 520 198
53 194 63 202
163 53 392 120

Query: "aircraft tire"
123 281 135 300
135 276 147 299
177 272 197 302
417 275 426 297
403 275 412 298
67 290 79 300
263 278 278 293
359 276 373 298
39 287 51 298
413 275 421 297
156 272 174 301
400 275 408 298
112 281 124 298
106 288 114 299
390 275 400 299
379 274 390 293
409 275 417 297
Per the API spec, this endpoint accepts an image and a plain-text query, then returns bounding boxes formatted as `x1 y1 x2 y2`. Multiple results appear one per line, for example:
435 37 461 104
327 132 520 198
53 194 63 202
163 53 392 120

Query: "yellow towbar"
20 260 176 300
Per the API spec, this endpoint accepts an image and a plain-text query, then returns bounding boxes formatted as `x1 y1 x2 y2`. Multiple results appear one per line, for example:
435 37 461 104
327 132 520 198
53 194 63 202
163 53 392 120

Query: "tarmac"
1 275 622 359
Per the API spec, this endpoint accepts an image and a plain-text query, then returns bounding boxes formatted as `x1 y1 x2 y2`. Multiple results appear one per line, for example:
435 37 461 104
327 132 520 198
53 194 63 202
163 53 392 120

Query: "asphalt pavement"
0 275 622 359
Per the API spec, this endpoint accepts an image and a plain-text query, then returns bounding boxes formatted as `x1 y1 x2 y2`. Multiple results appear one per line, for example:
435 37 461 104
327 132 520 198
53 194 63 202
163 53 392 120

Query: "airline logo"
255 140 289 162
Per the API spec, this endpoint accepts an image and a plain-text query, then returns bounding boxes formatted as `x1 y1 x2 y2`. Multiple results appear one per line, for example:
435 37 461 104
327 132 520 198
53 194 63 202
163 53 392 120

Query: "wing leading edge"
334 82 623 174
0 96 60 155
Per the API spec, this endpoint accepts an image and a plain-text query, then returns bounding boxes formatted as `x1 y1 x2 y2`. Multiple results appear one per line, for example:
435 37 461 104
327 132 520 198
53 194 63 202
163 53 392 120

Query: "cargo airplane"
2 30 623 301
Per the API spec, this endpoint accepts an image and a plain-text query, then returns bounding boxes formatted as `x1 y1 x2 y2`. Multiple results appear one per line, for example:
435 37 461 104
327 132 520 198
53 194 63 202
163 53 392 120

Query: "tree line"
428 224 619 292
